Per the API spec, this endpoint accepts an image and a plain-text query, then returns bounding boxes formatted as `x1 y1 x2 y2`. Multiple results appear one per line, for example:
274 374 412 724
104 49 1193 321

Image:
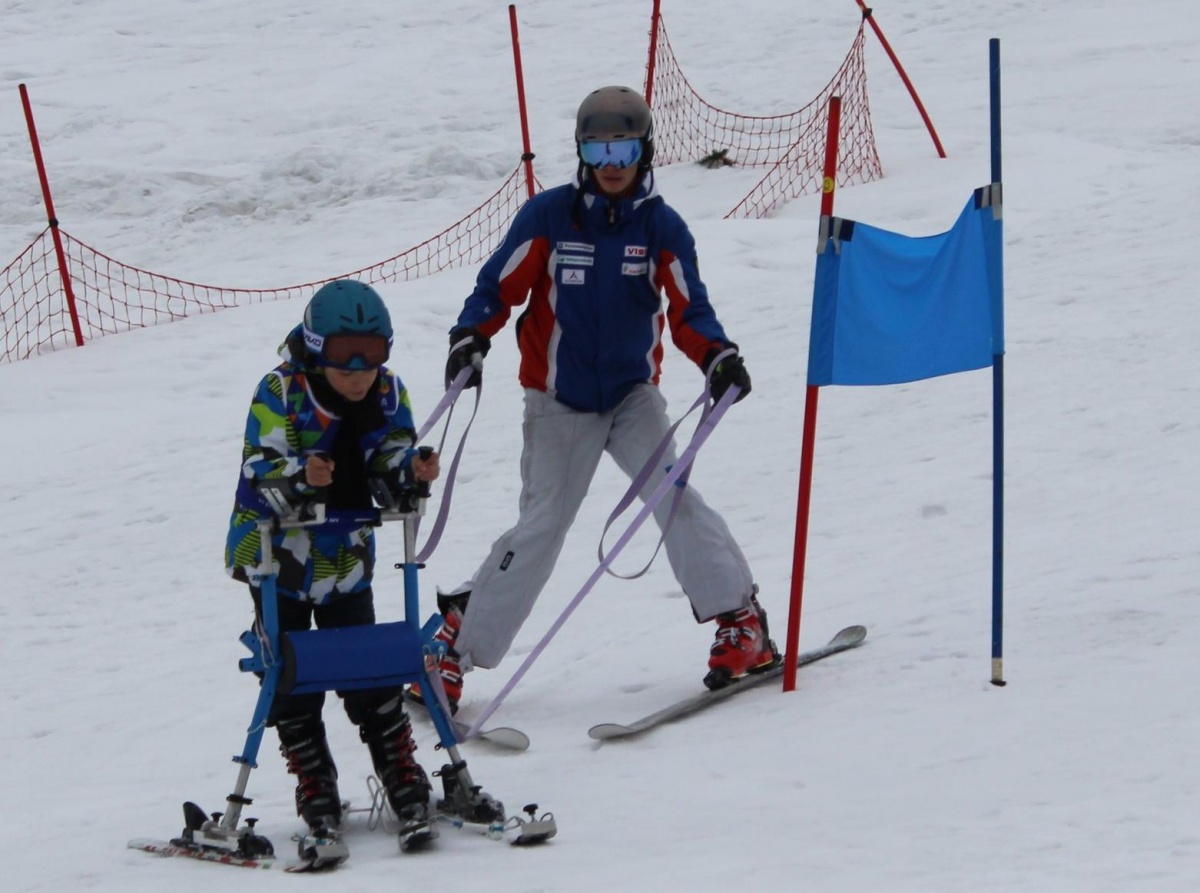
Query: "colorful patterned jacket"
455 171 732 413
225 328 416 603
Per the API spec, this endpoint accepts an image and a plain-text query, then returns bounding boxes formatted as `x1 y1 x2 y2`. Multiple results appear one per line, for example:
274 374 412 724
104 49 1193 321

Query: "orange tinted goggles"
322 333 391 370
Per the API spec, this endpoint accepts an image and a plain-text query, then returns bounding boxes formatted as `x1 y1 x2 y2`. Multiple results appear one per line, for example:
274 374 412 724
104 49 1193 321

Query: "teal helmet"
301 280 393 370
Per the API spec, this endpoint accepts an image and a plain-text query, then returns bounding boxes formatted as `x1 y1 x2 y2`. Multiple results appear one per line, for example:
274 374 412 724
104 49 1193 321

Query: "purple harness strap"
598 347 738 579
463 381 741 740
412 367 477 563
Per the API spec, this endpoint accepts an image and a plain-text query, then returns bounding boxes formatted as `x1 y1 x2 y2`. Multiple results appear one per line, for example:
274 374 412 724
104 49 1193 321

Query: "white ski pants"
453 384 754 669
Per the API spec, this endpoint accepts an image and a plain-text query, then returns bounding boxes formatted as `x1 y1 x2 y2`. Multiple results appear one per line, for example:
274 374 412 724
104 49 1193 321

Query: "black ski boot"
277 714 349 869
277 714 343 830
360 698 436 849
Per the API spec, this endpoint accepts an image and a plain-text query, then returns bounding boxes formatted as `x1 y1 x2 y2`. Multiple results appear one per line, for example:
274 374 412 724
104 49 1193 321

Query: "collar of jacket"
574 168 659 226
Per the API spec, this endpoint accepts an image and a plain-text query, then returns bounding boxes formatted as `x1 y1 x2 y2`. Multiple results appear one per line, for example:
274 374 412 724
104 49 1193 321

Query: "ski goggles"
304 328 391 370
579 138 643 169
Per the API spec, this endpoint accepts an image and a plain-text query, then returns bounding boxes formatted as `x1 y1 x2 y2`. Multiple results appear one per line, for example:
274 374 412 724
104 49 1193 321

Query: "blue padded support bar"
278 621 425 695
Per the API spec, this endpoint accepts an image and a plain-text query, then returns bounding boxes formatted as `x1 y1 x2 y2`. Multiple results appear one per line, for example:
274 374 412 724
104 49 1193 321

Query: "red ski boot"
407 597 464 714
704 592 780 690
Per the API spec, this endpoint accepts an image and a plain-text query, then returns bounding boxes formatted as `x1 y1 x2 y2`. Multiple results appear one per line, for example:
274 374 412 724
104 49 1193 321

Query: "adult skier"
411 86 778 715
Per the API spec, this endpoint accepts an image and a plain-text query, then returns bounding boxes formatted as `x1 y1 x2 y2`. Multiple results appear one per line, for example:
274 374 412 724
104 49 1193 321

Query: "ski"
130 805 551 870
503 804 558 846
407 696 531 751
437 803 557 846
589 624 867 742
128 837 317 872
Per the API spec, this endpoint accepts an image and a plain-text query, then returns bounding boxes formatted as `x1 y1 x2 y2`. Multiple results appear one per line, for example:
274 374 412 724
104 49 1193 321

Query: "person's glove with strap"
445 327 491 390
704 344 752 403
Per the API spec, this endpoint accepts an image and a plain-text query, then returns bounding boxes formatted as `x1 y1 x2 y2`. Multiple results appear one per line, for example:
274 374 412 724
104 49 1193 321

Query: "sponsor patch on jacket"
561 268 586 285
621 262 648 276
624 245 648 258
557 254 594 267
558 241 594 253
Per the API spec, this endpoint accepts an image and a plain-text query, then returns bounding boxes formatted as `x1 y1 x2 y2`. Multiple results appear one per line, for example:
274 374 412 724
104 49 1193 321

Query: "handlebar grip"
415 445 433 497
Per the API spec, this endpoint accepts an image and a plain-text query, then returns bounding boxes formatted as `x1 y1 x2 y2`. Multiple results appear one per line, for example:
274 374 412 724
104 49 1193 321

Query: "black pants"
249 586 405 727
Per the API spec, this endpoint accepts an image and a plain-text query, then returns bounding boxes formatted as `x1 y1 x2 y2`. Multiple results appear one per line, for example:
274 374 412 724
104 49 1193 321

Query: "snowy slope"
1 2 1198 891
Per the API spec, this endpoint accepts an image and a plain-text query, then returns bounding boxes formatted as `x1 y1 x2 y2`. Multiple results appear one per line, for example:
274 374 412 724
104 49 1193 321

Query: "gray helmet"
575 85 652 142
575 85 654 169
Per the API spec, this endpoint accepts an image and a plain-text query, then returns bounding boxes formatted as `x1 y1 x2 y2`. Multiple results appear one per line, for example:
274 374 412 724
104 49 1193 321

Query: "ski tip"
831 624 868 648
450 719 531 752
588 723 636 741
479 727 531 752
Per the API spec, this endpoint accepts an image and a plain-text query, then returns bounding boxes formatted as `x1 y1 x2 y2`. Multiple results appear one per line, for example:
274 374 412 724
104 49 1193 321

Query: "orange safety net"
1 163 538 364
647 19 883 218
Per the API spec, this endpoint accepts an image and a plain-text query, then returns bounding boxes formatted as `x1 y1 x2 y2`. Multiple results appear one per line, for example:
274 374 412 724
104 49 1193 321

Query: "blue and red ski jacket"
455 171 732 412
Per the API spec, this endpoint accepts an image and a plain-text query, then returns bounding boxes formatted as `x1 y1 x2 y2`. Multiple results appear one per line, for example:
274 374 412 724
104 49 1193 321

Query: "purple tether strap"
596 394 699 579
463 381 742 741
597 346 738 579
411 367 477 563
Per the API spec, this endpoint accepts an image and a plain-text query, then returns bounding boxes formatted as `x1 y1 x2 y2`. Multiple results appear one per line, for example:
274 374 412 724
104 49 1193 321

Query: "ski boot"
704 588 781 690
407 590 468 714
360 698 437 850
277 715 349 869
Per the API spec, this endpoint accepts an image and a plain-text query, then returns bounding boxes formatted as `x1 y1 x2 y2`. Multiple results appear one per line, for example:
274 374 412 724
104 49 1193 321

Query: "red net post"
783 95 842 694
644 0 662 106
854 0 946 158
508 5 538 201
19 84 84 348
644 14 882 219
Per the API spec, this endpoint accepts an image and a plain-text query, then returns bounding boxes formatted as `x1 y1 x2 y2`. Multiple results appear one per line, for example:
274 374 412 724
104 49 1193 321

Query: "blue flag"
807 191 1004 387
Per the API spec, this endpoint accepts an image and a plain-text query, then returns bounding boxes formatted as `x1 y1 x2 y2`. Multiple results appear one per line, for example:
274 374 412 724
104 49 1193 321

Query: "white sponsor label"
621 262 648 276
562 268 586 285
558 241 594 253
625 245 648 258
558 255 594 266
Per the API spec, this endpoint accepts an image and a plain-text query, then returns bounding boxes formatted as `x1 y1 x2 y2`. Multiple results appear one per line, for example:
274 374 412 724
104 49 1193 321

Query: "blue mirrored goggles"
579 138 643 169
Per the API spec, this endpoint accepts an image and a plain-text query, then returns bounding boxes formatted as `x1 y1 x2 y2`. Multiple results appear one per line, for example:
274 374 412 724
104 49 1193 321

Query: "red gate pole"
508 5 537 200
783 96 842 693
853 1 946 158
643 0 662 105
19 83 85 348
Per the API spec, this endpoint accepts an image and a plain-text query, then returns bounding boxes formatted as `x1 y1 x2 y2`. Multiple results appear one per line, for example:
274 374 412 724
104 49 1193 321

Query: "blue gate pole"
988 37 1007 687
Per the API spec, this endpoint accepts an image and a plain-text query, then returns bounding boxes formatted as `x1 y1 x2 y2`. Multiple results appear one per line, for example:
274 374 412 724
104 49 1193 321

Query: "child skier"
225 279 440 835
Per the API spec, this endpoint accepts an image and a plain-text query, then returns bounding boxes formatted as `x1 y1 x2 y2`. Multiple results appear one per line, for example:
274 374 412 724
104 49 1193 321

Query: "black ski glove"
704 347 752 403
445 327 491 390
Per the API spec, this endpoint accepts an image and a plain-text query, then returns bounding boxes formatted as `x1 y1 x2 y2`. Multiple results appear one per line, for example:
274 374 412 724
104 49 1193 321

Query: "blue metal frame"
219 505 458 834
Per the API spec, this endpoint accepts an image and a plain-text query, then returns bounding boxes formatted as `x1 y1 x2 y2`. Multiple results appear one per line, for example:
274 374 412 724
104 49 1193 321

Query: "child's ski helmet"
301 280 393 369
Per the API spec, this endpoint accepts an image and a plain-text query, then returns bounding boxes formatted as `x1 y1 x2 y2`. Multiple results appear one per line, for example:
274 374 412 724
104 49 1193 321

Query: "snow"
2 0 1198 890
